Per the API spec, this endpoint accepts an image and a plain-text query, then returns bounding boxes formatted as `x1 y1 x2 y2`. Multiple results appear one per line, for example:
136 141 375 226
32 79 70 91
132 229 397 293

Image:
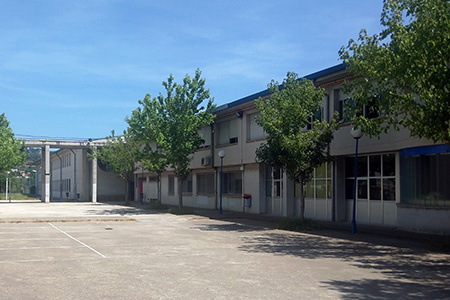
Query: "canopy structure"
24 139 106 203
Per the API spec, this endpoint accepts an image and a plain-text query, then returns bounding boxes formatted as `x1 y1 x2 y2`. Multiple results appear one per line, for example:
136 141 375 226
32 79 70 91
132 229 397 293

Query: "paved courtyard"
0 202 449 299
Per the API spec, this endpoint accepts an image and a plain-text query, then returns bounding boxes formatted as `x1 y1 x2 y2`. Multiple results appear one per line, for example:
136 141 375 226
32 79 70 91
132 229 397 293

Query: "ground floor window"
168 175 175 195
345 153 396 202
401 153 450 207
63 179 71 192
197 173 214 195
223 171 242 195
266 166 283 197
182 173 193 194
295 162 332 199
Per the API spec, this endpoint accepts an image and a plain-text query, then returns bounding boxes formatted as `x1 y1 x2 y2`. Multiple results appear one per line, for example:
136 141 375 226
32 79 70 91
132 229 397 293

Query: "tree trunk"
298 175 305 220
157 174 161 202
177 175 183 209
124 180 129 204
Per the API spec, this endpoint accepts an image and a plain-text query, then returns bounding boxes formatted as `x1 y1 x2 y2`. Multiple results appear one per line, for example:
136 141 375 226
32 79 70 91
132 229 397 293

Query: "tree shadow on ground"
321 278 449 300
84 202 165 216
237 231 450 298
193 222 270 233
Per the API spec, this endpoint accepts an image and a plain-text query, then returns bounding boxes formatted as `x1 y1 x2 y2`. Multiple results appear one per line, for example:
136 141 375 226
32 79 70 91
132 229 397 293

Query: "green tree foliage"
127 69 216 208
255 73 339 219
0 113 26 174
138 144 167 203
91 131 139 203
339 0 450 144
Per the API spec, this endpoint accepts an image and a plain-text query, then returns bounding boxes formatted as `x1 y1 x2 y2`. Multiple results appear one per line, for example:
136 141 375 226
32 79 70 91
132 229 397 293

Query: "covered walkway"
24 139 106 203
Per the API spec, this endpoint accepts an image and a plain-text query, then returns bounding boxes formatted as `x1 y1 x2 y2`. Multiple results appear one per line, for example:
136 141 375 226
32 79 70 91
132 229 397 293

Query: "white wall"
397 206 450 234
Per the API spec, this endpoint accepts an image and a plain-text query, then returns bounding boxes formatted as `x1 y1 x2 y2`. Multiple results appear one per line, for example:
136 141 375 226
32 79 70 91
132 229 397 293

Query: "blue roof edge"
215 63 347 112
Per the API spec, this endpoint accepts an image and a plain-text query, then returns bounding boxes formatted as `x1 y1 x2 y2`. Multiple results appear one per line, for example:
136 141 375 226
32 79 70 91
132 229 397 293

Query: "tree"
91 131 139 204
0 113 26 174
127 69 216 209
255 72 339 220
339 0 450 144
138 144 167 203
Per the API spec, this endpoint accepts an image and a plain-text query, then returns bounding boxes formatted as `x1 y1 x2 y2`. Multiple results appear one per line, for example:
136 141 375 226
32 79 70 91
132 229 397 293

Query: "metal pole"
9 177 11 202
219 157 223 215
351 138 359 234
6 177 8 202
141 167 144 205
70 149 77 201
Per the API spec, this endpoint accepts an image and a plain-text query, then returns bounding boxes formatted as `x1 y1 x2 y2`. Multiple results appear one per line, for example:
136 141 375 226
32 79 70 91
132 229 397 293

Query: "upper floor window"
199 126 211 148
335 89 380 123
217 119 238 145
304 108 323 130
247 113 266 141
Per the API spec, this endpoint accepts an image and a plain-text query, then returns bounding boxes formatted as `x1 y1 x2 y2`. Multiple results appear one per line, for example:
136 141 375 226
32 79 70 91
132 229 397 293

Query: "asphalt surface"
0 201 449 299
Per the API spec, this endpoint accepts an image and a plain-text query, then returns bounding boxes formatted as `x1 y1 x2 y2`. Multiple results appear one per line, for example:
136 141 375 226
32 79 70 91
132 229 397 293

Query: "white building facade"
36 147 125 202
135 64 450 234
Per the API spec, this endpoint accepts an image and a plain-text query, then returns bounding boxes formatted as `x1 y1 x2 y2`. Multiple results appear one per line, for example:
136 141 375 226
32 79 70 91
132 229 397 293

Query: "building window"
168 175 175 195
197 173 214 195
182 173 193 194
62 179 71 192
400 153 450 207
296 162 332 199
223 171 242 195
266 166 283 197
217 119 238 145
199 126 211 148
61 153 71 168
304 108 323 130
345 153 396 202
336 88 380 123
247 113 266 141
363 97 380 119
338 98 354 123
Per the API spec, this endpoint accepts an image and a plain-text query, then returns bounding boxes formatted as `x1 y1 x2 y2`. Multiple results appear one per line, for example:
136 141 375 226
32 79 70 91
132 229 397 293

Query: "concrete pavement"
0 201 449 299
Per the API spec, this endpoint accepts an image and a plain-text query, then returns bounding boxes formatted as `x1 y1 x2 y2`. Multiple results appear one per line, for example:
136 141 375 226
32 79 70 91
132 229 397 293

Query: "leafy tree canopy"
339 0 450 144
127 69 215 208
255 72 339 219
0 113 26 173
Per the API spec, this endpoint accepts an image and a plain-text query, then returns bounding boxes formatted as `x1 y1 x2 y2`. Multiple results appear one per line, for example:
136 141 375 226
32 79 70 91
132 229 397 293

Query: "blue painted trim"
217 63 347 112
400 145 450 157
304 63 347 80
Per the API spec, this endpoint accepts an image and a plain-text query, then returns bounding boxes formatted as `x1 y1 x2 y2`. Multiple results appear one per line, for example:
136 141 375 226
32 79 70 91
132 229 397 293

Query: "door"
265 166 283 216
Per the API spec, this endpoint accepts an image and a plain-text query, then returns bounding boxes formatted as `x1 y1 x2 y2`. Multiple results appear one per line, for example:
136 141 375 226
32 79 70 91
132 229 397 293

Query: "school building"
135 64 450 234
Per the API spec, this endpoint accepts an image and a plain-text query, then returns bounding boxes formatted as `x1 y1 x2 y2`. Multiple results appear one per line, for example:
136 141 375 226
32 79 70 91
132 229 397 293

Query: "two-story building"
135 64 450 234
36 146 125 202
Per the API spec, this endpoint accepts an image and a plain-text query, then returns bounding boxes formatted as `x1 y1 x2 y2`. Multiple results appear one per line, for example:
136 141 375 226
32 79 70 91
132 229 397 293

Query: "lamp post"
350 127 364 234
218 150 226 215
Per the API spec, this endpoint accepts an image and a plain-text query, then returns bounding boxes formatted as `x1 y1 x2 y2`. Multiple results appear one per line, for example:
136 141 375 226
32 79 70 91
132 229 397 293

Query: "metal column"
91 147 97 203
41 144 50 203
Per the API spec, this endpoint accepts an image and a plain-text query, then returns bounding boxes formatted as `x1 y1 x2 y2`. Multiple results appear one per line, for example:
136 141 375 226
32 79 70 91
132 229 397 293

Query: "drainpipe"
55 153 63 199
332 161 336 222
239 112 245 212
210 123 218 210
70 149 77 201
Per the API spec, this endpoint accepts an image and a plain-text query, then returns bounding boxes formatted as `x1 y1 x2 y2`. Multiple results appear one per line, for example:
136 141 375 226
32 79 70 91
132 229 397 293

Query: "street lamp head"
218 150 226 158
350 127 364 139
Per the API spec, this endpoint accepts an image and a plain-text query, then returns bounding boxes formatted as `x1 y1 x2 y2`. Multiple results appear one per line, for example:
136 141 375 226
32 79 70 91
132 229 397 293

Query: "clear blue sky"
1 0 384 140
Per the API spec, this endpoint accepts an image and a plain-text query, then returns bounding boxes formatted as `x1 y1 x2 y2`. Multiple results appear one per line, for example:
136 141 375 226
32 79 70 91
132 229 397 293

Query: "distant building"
35 147 125 202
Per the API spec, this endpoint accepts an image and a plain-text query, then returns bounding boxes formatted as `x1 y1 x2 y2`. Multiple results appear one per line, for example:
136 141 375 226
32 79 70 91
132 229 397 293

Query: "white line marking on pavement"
48 222 107 258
